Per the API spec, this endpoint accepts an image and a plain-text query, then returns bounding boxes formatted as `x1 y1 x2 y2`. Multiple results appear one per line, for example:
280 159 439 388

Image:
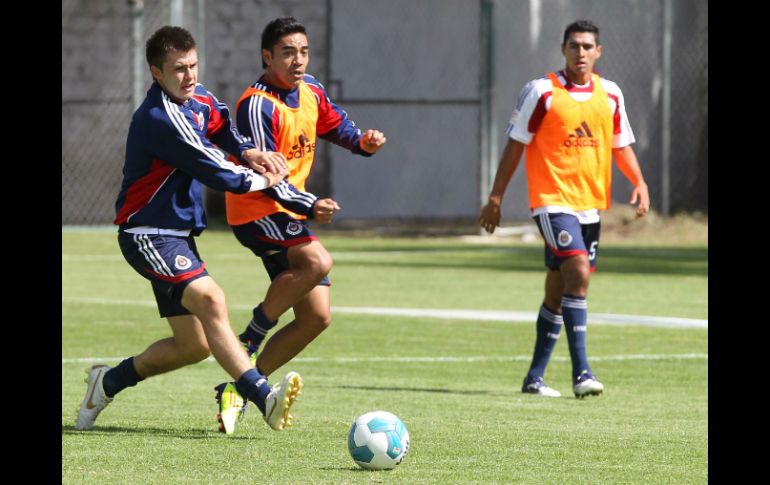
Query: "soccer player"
479 20 650 398
214 16 386 431
75 26 316 434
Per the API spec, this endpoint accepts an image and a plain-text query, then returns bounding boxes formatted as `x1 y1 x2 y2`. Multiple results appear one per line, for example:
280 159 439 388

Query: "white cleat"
521 376 561 397
263 371 303 431
573 371 604 398
75 365 114 430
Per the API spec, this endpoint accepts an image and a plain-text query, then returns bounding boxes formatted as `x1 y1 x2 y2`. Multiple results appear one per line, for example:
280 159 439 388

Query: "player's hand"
479 200 501 234
630 181 650 218
261 170 286 188
313 198 341 224
242 149 289 177
359 129 387 154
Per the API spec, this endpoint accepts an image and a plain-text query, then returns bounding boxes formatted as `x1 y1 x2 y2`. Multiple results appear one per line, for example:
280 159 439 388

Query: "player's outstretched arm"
612 145 650 217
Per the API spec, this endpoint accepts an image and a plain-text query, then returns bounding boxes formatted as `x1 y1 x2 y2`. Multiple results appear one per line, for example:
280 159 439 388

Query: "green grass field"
62 230 707 484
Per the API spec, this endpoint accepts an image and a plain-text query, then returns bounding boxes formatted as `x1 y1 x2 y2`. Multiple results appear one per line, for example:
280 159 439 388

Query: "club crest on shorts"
286 222 302 236
557 230 573 247
174 255 192 270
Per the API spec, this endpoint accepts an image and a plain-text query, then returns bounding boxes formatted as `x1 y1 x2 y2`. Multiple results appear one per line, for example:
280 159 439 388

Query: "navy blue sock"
562 294 591 379
239 303 278 348
235 368 272 415
526 304 563 379
102 357 145 398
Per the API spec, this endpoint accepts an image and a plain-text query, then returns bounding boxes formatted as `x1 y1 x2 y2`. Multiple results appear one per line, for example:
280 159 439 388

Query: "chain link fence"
62 0 202 225
62 0 707 226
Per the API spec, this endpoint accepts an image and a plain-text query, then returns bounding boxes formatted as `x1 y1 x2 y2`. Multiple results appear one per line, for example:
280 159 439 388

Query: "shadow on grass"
61 424 254 440
333 244 707 277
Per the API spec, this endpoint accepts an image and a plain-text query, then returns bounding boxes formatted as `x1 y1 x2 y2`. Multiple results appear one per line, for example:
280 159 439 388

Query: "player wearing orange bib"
480 20 650 399
214 17 386 432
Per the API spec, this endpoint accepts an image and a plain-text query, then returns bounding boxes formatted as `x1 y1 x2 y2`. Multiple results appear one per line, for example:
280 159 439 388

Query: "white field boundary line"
62 353 707 365
62 296 707 329
332 306 707 328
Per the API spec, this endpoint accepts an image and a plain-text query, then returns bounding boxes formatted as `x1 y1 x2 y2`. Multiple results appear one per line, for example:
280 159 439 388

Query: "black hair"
562 20 600 46
261 16 307 68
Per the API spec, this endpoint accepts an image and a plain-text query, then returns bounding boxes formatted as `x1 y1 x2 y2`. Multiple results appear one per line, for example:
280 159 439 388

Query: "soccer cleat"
263 371 303 431
242 340 258 368
573 370 604 398
214 382 247 434
521 375 561 397
75 364 114 430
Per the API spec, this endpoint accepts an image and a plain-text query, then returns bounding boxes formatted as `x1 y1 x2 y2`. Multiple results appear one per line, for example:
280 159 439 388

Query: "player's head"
561 20 602 81
261 16 308 89
562 20 600 47
146 26 198 103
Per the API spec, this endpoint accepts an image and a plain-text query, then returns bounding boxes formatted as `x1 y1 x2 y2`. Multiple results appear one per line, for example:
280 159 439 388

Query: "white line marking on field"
332 306 707 328
61 353 707 365
62 296 708 328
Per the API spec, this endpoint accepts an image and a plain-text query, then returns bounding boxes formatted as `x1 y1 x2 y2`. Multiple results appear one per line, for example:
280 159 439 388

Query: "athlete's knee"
294 244 333 280
562 257 591 289
197 285 228 314
572 265 591 286
309 247 333 277
182 277 228 316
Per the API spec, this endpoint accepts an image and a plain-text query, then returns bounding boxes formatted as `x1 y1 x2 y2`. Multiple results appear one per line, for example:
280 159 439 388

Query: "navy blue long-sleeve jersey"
114 82 316 235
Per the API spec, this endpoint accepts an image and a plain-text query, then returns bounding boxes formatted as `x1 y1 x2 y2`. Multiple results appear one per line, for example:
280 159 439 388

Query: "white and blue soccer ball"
347 410 410 470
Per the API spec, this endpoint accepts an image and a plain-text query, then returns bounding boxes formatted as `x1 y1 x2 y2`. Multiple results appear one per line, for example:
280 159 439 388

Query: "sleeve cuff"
352 142 374 157
248 174 269 192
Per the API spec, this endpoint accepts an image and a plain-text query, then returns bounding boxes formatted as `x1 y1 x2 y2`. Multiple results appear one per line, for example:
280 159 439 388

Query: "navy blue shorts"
230 212 331 285
533 212 601 271
118 232 209 318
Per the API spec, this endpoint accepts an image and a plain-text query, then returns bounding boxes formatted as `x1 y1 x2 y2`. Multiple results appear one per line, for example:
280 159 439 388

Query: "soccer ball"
347 411 410 470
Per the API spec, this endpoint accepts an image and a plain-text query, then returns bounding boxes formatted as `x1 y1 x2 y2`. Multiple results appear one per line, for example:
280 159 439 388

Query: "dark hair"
146 26 196 69
261 16 307 68
562 20 600 46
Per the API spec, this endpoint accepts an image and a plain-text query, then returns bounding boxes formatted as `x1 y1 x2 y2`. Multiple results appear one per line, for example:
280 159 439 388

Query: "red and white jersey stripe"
505 70 635 148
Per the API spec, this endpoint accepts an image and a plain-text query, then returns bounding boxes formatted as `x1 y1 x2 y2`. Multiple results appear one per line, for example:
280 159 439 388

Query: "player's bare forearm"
612 146 644 186
479 139 525 233
612 145 650 217
488 139 525 204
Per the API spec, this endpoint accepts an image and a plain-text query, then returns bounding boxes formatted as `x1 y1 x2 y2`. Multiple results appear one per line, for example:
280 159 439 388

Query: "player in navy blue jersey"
76 26 306 435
